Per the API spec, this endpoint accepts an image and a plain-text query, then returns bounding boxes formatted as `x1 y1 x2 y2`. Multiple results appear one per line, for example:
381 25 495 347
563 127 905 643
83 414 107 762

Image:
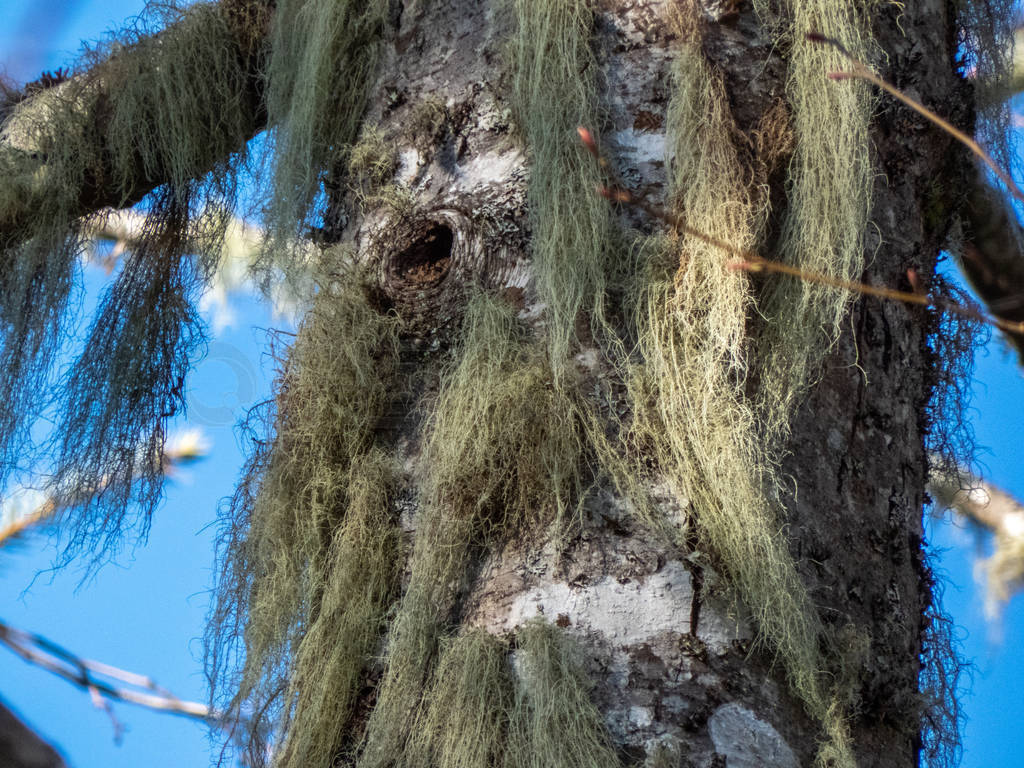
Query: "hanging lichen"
752 0 873 441
0 1 255 559
402 630 514 768
957 0 1018 174
357 294 586 767
50 192 208 563
503 620 621 768
261 0 390 246
385 621 619 768
274 451 402 768
508 0 614 368
205 273 402 766
581 3 874 764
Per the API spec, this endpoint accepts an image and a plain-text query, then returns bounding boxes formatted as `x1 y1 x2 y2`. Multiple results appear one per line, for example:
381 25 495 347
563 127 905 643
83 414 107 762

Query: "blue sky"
0 3 1022 768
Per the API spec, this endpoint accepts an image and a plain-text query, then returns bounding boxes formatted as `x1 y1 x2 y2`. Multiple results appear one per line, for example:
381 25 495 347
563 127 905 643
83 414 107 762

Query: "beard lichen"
205 273 402 766
0 1 255 561
387 621 620 768
508 0 614 369
0 0 983 764
585 4 873 765
357 293 587 767
261 0 390 247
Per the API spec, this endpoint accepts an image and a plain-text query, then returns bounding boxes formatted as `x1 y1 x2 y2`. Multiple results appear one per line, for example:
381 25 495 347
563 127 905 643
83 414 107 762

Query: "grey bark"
341 1 968 766
0 0 976 766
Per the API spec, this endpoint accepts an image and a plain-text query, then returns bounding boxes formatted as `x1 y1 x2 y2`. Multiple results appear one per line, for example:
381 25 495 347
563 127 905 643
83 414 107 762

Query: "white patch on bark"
611 127 666 167
453 147 526 191
707 702 799 768
397 148 422 184
498 560 694 643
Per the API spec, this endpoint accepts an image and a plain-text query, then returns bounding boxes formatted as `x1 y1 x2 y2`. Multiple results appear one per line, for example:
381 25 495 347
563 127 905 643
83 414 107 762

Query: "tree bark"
1 0 980 766
0 699 67 768
333 1 968 766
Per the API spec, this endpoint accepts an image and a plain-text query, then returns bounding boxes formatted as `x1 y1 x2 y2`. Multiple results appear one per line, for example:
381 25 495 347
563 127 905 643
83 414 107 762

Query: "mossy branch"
0 0 270 246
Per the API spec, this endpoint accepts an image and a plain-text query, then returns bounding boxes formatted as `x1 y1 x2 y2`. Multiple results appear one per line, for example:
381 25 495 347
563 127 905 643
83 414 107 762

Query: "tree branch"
930 469 1024 616
0 0 272 246
0 618 217 729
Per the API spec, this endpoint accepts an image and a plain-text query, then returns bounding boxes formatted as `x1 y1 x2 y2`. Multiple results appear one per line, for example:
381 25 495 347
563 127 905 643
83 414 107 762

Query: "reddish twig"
576 126 1024 338
806 32 1024 204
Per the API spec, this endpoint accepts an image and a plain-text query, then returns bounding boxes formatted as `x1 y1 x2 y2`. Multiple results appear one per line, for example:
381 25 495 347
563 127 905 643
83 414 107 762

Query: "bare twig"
806 32 1024 204
0 618 217 728
577 127 1022 338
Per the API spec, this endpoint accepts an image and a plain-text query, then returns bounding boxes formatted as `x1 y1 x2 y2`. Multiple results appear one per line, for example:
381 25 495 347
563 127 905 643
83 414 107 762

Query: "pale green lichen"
205 273 402 765
261 0 389 245
0 1 254 561
509 0 614 369
357 294 586 767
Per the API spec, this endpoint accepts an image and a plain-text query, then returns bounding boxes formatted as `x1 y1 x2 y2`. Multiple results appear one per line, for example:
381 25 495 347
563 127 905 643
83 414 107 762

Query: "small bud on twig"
577 126 599 157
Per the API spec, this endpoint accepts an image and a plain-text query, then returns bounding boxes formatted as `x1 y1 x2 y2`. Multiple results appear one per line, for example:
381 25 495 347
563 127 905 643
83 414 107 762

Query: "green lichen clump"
753 0 873 440
205 276 402 765
357 294 587 767
262 0 390 245
503 621 620 768
509 0 614 369
388 621 619 768
0 1 255 560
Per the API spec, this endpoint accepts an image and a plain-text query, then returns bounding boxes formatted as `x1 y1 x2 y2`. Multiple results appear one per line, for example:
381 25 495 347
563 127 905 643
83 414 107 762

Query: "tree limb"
0 618 217 728
0 0 272 246
960 171 1024 362
930 469 1024 616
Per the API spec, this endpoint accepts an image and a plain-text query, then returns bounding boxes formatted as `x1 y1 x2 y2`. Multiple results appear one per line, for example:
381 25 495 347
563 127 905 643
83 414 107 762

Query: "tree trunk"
0 0 980 766
274 1 967 766
0 699 67 768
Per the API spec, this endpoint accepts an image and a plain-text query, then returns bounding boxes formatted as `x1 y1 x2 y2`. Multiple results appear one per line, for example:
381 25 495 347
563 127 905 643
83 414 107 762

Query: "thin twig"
577 127 1024 337
0 429 209 548
0 618 217 727
806 32 1024 204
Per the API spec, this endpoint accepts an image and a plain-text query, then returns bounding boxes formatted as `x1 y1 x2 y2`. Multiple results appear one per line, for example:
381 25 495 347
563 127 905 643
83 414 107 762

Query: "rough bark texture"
0 0 975 766
324 1 967 766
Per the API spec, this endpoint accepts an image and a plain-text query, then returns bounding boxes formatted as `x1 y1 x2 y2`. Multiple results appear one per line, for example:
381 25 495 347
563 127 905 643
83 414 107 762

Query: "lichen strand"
357 295 587 768
509 0 615 369
0 1 253 556
204 277 402 766
610 4 873 765
262 0 390 247
390 621 619 768
753 0 873 441
274 451 402 768
402 630 514 768
51 193 207 563
503 620 621 768
957 0 1017 173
